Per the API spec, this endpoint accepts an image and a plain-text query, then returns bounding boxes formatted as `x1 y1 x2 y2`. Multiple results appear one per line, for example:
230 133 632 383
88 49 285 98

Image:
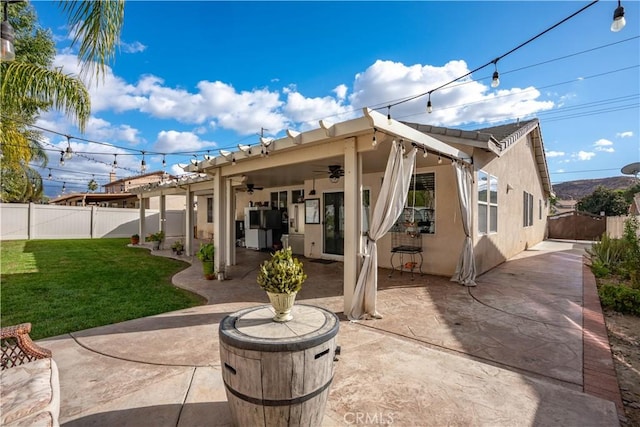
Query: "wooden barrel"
219 304 339 427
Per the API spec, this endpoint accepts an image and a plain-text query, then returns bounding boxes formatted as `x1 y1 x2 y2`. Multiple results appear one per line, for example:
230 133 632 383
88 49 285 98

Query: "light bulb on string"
423 149 428 158
611 0 626 32
62 182 66 192
64 135 73 160
387 106 392 125
162 155 167 169
140 151 147 173
112 154 118 169
491 60 500 88
427 93 433 114
48 168 52 180
372 128 377 147
438 155 442 164
59 151 65 166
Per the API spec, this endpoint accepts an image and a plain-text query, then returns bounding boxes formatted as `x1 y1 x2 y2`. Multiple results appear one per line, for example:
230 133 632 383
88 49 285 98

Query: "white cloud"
576 151 595 161
120 41 147 53
616 131 633 138
593 139 613 147
593 139 614 153
283 89 354 130
86 117 143 144
53 54 147 113
333 84 348 101
154 130 218 153
50 53 557 149
349 60 553 127
545 150 565 157
556 169 565 173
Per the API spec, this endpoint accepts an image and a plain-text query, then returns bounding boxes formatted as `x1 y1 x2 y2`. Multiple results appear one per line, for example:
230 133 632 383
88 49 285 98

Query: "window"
393 172 436 234
478 171 498 234
523 192 534 227
207 197 213 223
539 199 542 220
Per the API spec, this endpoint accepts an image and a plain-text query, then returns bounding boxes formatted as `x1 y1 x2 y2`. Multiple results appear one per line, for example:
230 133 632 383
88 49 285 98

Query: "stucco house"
132 109 552 317
50 171 184 210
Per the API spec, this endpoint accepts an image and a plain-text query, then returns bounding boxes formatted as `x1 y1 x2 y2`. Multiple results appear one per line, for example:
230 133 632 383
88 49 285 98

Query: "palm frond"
1 61 91 131
57 0 125 82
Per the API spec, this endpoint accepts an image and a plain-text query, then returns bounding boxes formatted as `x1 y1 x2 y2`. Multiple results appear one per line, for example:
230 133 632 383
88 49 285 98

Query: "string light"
427 93 433 114
611 0 626 32
62 182 66 192
59 151 65 166
64 135 73 160
491 60 500 88
423 148 428 158
438 155 443 164
387 106 392 124
112 154 118 169
47 168 52 180
372 128 378 147
140 151 147 172
162 155 167 169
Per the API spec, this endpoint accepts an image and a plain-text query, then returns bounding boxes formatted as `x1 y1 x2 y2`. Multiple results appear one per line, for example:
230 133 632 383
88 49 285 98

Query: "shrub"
598 283 640 315
257 247 307 294
621 217 640 287
196 243 214 261
586 233 627 275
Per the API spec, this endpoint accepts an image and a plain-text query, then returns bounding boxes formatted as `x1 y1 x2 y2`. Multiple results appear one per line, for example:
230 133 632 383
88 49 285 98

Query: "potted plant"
171 240 184 255
130 234 140 245
147 231 165 250
197 243 215 280
257 247 307 322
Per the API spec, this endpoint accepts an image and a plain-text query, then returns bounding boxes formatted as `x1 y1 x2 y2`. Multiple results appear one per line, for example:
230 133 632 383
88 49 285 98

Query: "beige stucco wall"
374 164 466 276
472 133 548 275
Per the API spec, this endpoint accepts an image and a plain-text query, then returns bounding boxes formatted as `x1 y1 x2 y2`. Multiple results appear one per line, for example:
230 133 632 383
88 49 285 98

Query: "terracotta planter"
266 291 298 322
131 237 139 245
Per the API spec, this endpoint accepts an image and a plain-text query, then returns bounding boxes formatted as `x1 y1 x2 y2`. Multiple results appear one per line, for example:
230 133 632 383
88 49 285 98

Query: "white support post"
213 168 226 274
225 177 236 265
160 193 166 237
343 137 360 314
185 186 194 256
139 196 146 243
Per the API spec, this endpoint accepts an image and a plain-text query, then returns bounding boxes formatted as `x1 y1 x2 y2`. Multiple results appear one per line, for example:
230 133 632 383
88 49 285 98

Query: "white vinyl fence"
0 203 184 241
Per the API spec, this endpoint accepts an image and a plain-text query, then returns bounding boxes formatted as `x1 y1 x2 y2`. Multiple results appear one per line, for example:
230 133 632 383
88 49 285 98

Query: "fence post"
28 202 35 240
91 206 97 238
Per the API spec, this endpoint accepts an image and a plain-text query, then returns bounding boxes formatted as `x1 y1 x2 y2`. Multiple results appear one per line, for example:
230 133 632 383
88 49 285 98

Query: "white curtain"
347 143 417 320
451 162 477 286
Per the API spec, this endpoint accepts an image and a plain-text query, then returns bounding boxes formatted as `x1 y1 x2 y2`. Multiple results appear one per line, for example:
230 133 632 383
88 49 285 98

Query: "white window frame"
478 170 498 235
523 191 534 227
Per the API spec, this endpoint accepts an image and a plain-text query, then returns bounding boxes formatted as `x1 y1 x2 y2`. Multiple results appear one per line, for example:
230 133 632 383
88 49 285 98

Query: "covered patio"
133 108 475 320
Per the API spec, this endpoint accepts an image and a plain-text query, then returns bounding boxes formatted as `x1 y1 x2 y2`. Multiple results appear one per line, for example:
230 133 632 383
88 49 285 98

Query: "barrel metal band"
224 377 333 407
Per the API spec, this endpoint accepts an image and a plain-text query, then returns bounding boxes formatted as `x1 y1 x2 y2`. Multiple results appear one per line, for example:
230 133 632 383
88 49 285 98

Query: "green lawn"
0 239 204 340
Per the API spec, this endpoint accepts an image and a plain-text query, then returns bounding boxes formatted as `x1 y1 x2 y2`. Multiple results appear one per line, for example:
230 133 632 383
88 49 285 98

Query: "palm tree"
1 0 125 202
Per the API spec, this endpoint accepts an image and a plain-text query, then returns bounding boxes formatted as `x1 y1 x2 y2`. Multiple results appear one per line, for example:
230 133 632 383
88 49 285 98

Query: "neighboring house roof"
49 192 135 205
105 171 173 188
403 118 553 197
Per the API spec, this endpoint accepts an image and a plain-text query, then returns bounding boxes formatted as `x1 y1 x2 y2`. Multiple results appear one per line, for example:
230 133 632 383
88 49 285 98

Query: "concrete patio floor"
40 240 622 426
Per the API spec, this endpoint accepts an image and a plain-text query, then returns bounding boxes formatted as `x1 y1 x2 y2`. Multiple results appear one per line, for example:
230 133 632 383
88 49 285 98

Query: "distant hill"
553 176 638 200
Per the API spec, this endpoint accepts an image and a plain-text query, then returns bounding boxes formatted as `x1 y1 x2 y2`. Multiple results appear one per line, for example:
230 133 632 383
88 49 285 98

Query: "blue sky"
31 1 639 196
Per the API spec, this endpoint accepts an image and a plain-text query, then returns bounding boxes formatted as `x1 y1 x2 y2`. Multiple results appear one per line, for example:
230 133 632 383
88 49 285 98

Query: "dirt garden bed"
603 309 640 426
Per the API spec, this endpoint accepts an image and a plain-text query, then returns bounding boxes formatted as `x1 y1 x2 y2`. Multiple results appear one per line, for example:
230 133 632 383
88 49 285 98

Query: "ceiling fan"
314 165 345 183
243 183 263 194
